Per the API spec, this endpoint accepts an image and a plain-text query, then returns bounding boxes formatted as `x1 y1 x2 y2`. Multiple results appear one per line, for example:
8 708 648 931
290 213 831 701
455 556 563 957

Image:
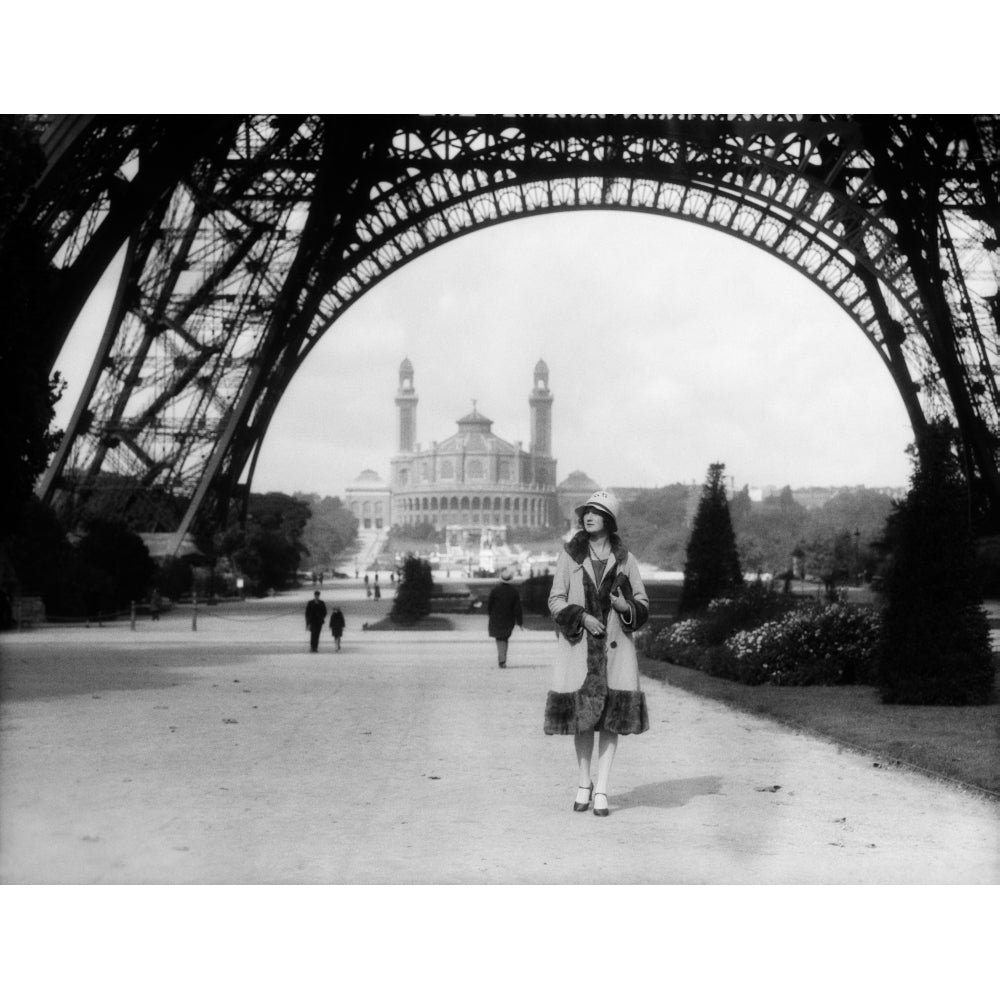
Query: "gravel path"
2 588 997 884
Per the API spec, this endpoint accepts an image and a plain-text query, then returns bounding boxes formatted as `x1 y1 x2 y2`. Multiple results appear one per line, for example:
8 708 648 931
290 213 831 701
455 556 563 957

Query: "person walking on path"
544 490 649 818
487 566 523 668
328 605 346 651
305 591 327 652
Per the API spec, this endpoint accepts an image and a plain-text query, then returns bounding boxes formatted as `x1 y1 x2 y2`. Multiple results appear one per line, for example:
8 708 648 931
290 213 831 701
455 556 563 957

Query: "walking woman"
544 490 649 817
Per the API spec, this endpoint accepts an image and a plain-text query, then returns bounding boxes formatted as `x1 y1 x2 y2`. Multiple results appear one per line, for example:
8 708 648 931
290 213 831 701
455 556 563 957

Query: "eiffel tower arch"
19 114 1000 549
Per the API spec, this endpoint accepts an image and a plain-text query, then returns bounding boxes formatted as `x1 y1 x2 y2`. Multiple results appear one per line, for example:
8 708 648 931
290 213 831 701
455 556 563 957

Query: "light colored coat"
547 545 649 694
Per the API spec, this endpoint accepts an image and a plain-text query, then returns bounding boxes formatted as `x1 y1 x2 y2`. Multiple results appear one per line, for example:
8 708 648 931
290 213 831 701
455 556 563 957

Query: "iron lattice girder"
22 114 1000 541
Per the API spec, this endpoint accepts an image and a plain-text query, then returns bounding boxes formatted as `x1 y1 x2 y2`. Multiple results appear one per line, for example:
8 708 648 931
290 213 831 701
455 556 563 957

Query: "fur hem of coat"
543 688 649 735
602 689 649 734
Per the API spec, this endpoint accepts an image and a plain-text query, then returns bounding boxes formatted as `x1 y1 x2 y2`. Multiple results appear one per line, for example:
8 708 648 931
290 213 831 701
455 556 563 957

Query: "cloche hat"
574 489 620 523
500 567 514 581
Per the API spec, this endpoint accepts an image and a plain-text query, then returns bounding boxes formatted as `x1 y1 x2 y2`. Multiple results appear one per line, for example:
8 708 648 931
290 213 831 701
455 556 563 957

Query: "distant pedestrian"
487 567 523 669
305 590 327 652
328 605 346 651
150 588 162 621
373 582 381 600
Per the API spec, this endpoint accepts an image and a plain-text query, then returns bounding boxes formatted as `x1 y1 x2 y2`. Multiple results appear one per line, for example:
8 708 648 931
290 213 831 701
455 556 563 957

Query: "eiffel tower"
14 115 1000 550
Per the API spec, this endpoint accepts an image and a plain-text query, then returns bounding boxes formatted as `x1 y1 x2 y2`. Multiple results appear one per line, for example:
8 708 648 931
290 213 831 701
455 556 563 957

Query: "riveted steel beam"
14 114 998 541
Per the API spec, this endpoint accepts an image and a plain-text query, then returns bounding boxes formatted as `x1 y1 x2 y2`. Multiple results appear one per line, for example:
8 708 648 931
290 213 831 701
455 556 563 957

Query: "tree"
619 484 692 569
76 519 156 607
247 492 311 538
296 493 358 568
5 498 74 595
0 116 63 543
679 463 743 616
876 420 994 705
391 554 433 624
152 556 194 601
220 491 311 595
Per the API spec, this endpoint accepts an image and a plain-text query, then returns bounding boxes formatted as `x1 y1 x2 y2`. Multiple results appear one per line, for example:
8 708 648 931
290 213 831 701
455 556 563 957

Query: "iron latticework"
15 114 1000 548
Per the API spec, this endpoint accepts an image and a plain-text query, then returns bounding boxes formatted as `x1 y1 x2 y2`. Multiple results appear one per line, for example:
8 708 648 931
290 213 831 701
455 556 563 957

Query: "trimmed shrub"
679 462 743 615
391 555 433 624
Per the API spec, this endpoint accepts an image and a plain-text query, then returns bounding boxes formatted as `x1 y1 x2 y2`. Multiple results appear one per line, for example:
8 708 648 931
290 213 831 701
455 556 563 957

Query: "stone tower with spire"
529 358 553 457
395 357 418 453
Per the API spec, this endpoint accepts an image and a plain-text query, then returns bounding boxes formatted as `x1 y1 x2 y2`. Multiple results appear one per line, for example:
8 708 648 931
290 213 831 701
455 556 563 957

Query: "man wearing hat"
486 566 523 668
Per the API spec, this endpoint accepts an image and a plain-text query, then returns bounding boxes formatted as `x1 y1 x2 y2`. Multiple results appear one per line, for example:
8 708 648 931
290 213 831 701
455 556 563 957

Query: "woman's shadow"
615 775 723 811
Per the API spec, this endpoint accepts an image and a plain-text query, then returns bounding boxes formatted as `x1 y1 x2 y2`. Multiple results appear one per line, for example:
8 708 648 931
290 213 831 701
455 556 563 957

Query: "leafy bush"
696 585 802 646
646 616 712 667
646 583 882 687
724 603 882 686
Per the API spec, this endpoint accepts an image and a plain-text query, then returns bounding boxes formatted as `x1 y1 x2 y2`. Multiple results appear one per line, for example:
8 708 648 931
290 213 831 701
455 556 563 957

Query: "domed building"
389 358 559 535
345 469 390 530
557 470 601 532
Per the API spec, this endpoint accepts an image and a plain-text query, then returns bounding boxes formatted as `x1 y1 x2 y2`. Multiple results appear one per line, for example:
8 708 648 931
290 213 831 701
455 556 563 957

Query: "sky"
55 209 916 501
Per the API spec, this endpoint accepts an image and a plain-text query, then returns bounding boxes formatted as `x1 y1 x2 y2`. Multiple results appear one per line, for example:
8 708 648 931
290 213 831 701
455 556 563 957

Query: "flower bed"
643 587 882 686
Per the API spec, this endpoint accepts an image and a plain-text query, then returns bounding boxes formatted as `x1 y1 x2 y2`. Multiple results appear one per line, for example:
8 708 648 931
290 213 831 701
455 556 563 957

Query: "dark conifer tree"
391 554 433 624
877 420 994 705
679 462 743 615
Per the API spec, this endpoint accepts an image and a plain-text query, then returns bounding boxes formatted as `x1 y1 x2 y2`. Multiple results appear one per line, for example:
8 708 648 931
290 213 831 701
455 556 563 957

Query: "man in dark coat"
487 567 523 668
305 590 327 652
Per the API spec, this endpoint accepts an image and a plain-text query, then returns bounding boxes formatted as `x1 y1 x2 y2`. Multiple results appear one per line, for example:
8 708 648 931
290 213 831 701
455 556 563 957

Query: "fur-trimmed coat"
543 531 650 736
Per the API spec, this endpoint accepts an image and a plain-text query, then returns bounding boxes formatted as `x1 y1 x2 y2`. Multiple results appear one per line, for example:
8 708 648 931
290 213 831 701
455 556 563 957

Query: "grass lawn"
639 653 1000 798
